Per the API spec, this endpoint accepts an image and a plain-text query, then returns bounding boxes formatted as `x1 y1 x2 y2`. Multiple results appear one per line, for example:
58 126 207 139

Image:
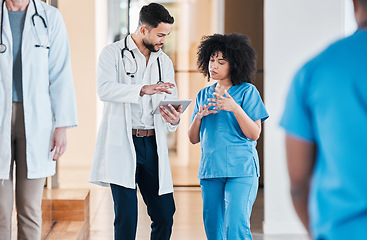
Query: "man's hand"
140 82 175 96
51 127 67 161
159 104 182 124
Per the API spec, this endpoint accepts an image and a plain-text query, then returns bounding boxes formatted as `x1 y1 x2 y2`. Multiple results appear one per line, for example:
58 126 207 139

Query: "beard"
143 39 162 52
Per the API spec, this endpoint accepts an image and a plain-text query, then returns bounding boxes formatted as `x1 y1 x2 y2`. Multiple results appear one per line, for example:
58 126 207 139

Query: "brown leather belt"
132 129 155 137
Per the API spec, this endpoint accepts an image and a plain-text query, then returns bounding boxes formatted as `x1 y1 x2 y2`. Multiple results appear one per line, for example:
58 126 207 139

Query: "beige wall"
169 0 264 185
224 0 265 184
58 0 97 169
168 0 217 185
175 0 214 167
264 0 346 234
225 0 264 70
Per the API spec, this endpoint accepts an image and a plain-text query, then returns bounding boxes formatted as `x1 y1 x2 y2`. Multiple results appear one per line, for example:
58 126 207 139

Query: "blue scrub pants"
110 135 175 240
200 175 258 240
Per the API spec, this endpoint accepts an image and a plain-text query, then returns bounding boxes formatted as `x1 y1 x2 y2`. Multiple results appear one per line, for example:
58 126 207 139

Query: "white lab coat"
89 37 178 196
0 0 78 179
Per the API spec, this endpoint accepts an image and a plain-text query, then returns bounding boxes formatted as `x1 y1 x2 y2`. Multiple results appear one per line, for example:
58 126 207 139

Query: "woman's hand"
209 89 262 140
196 103 217 120
208 90 240 112
188 103 216 144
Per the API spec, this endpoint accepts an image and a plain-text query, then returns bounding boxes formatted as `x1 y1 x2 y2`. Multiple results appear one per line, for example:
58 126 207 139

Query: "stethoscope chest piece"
0 43 6 53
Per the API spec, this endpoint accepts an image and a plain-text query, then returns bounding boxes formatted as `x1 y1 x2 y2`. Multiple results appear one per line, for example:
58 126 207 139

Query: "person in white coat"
0 0 78 239
89 3 181 240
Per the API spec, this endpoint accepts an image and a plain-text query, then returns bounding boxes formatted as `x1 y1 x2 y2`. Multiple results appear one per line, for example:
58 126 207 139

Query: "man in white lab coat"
0 0 78 239
89 3 181 240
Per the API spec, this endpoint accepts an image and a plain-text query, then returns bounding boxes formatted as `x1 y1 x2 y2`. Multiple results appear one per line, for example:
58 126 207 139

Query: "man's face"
142 22 172 52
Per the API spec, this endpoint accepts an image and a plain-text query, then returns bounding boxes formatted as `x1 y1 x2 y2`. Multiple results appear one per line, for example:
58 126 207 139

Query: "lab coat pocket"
106 115 126 146
31 46 49 73
226 145 254 176
39 94 53 123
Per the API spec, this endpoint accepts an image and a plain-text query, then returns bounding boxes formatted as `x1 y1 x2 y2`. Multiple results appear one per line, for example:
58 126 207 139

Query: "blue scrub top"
280 30 367 240
191 82 268 179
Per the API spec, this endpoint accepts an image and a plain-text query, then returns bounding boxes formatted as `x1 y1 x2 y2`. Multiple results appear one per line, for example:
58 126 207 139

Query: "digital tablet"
152 99 192 114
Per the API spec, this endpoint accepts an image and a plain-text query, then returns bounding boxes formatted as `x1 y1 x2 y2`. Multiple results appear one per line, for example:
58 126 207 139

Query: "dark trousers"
110 136 175 240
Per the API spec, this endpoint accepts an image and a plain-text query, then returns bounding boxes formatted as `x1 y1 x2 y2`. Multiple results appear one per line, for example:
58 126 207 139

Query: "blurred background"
39 0 357 238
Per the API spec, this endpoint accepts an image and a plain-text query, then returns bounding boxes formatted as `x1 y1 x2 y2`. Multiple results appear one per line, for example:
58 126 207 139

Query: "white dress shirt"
126 36 159 129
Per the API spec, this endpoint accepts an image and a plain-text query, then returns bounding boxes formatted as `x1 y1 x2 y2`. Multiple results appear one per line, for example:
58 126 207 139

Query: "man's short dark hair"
139 3 174 28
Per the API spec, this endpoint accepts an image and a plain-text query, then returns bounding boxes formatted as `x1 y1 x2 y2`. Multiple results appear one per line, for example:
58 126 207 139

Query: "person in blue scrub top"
280 0 367 239
188 33 269 240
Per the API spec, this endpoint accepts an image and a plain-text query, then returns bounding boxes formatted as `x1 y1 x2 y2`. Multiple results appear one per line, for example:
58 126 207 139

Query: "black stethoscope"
0 0 49 54
121 35 163 83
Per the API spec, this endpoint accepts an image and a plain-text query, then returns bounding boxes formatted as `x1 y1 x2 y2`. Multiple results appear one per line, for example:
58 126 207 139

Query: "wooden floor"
88 187 207 240
87 186 310 240
10 166 310 240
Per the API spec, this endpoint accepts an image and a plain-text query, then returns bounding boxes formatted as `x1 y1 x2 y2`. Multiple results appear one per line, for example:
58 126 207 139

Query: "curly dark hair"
197 33 256 85
139 3 174 28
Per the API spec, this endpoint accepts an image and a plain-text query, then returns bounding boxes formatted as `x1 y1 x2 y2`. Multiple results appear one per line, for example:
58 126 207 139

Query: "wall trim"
263 221 308 235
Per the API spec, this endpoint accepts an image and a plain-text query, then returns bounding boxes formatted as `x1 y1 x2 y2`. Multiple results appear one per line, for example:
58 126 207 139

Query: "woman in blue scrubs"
188 34 268 240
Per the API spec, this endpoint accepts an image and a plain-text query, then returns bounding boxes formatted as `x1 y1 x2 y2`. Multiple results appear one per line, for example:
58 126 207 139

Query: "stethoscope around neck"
121 35 163 84
0 0 49 54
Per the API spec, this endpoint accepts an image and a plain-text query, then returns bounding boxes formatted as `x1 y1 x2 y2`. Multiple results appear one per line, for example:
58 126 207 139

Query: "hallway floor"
87 186 310 240
58 166 309 240
11 166 310 240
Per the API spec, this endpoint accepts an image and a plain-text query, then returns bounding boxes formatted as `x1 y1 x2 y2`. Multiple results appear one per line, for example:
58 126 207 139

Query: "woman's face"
209 51 230 81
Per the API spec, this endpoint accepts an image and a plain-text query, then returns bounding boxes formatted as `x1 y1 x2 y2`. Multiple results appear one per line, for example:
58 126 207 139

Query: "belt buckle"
135 129 145 137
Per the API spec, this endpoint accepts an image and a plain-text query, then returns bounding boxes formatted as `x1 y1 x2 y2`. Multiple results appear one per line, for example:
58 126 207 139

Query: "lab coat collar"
22 0 46 40
1 1 12 49
127 34 138 50
1 0 45 54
